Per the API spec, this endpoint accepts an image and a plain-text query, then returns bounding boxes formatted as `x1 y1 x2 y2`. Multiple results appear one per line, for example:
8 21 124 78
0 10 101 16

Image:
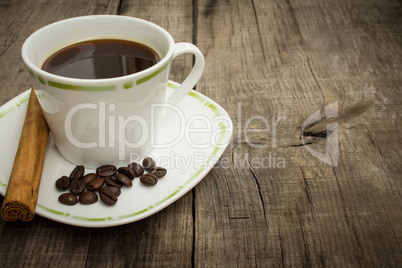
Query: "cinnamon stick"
1 88 49 221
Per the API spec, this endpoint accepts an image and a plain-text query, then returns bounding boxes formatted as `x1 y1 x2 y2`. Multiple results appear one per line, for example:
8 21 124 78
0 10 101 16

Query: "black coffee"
42 39 160 79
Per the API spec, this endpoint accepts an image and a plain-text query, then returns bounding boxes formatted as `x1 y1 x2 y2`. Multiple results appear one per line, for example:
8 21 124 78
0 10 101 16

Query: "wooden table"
0 0 401 266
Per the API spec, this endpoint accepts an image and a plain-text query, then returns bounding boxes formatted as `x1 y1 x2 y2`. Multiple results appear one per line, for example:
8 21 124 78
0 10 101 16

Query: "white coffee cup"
22 15 205 168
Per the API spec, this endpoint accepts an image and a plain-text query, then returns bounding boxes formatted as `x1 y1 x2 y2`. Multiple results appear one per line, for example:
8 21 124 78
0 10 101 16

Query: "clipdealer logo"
62 99 339 170
301 102 339 167
63 101 231 161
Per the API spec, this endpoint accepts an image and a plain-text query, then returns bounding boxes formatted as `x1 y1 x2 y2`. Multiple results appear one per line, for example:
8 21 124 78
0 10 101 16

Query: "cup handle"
166 42 205 105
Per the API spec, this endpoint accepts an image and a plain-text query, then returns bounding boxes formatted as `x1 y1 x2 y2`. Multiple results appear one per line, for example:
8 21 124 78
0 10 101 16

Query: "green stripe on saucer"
154 188 181 206
167 82 179 90
0 106 15 119
119 208 149 219
71 216 107 221
36 204 65 216
188 91 206 102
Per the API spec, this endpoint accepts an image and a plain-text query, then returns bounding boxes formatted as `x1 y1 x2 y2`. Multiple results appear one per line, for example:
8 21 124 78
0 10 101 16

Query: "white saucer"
0 81 232 227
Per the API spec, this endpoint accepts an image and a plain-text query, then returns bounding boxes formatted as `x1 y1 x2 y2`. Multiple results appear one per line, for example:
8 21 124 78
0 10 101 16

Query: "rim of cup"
21 15 175 86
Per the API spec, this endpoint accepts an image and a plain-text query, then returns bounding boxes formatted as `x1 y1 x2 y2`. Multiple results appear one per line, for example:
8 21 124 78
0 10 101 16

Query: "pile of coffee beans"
56 157 167 206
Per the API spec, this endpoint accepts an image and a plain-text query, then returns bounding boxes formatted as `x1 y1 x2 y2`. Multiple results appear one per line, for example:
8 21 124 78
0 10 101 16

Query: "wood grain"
0 0 401 267
195 0 401 266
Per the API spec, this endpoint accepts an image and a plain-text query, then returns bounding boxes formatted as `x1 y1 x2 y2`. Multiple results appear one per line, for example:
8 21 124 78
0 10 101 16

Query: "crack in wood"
331 166 365 266
192 0 199 91
191 188 196 268
295 162 317 223
278 228 285 268
251 0 267 62
193 0 199 46
303 129 329 138
296 204 311 267
300 117 330 139
285 0 304 44
307 58 327 103
275 39 283 66
116 0 125 15
204 0 217 17
363 124 384 159
246 152 267 222
297 101 375 145
221 169 232 201
289 142 313 147
297 164 312 205
363 124 398 197
228 216 251 220
192 2 198 264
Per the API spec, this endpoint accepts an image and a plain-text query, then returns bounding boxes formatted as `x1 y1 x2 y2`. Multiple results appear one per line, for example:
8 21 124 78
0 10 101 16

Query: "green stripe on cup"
38 76 46 85
136 60 170 85
123 81 134 89
48 81 116 92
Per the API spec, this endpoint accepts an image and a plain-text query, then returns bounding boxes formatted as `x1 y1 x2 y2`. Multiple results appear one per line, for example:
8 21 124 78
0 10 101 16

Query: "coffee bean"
140 173 158 186
69 165 84 181
96 165 117 177
117 166 135 180
100 190 118 205
105 176 122 188
87 177 105 191
142 157 156 171
151 167 167 178
57 160 168 206
82 173 97 185
55 175 70 190
99 186 121 197
79 191 98 204
115 173 132 187
59 193 78 205
70 179 86 195
127 162 144 177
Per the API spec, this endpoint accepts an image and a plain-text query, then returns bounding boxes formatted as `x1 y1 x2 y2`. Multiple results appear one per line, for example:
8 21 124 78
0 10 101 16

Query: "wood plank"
106 194 194 267
0 0 196 266
0 217 92 266
195 0 401 266
0 1 120 267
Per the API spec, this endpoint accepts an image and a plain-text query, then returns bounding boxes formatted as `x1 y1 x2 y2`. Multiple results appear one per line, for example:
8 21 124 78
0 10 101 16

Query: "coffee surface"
42 39 160 79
